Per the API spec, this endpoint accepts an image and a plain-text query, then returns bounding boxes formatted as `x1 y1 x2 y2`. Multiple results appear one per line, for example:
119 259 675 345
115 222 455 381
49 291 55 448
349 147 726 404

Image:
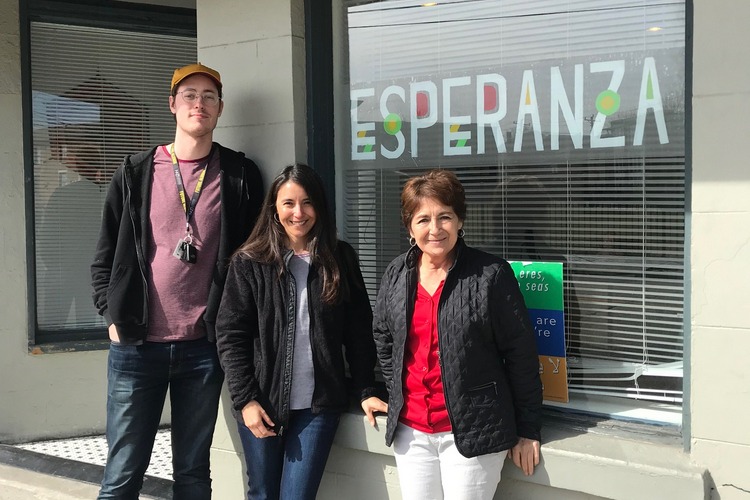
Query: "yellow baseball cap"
171 63 222 92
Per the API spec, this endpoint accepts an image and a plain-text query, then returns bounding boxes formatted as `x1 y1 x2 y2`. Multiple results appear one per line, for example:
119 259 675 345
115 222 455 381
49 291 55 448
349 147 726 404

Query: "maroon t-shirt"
146 145 221 342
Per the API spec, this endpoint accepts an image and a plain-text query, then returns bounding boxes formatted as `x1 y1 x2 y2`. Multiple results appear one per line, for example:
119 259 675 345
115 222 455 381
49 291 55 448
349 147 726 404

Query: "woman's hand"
241 400 276 438
361 397 388 427
510 437 540 476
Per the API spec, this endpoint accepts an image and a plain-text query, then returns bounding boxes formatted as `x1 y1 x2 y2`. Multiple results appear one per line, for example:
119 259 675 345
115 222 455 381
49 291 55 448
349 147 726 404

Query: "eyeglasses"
176 91 221 106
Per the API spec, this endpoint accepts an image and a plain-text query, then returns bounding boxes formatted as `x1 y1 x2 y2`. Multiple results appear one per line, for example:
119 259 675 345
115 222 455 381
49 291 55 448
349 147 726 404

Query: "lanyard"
169 143 213 234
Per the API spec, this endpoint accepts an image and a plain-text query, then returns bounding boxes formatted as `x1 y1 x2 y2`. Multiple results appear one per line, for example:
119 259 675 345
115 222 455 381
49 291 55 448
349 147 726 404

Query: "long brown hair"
235 163 342 304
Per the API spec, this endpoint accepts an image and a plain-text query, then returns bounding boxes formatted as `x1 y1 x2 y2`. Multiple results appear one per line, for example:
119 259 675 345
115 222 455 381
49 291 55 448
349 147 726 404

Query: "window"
25 2 196 343
333 0 685 421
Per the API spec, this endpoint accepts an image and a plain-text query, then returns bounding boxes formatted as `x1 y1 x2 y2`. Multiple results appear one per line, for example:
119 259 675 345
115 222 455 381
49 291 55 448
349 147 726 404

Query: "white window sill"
334 410 708 500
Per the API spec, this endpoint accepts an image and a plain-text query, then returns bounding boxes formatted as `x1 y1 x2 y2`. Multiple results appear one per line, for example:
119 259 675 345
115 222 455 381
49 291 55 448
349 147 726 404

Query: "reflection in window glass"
335 0 685 411
31 22 195 336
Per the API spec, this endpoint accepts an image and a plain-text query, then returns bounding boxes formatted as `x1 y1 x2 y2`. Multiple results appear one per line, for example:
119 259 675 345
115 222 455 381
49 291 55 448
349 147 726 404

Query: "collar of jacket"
404 237 466 273
283 248 295 265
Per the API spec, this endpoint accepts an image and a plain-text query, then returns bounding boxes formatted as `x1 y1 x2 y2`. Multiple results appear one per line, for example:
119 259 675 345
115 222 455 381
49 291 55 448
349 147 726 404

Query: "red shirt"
399 281 452 433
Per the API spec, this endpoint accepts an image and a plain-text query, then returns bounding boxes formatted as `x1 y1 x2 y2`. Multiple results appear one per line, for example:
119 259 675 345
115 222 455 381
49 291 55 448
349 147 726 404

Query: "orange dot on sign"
600 95 614 109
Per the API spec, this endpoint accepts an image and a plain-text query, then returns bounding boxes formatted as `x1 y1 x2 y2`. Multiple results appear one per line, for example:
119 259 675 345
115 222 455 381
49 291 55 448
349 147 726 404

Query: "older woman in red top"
373 169 543 500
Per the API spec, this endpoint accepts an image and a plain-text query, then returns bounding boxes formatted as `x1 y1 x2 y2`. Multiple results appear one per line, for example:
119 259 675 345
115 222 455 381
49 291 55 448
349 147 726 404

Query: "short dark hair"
401 169 467 229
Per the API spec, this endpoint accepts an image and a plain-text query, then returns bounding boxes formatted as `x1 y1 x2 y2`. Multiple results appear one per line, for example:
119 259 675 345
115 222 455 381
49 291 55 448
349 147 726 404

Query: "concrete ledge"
334 411 710 500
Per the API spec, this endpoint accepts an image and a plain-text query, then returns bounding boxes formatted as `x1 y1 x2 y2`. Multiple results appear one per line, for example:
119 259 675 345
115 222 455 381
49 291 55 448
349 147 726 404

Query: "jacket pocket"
107 265 145 325
108 265 127 290
467 381 498 409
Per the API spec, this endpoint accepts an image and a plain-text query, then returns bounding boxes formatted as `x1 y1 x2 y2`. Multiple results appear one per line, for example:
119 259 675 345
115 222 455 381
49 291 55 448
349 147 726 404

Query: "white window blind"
31 22 196 334
336 0 685 409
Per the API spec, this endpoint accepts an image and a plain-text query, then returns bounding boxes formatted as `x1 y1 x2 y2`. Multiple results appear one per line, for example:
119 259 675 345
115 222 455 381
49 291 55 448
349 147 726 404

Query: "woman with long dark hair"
216 163 387 500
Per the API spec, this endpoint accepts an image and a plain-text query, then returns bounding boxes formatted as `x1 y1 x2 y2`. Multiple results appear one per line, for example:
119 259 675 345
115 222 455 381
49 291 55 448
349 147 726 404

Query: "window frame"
21 0 197 349
305 0 337 216
322 0 691 427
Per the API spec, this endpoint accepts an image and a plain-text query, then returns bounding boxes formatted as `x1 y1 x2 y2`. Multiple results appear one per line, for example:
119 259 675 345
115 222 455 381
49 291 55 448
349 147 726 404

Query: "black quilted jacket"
215 241 380 434
373 239 542 457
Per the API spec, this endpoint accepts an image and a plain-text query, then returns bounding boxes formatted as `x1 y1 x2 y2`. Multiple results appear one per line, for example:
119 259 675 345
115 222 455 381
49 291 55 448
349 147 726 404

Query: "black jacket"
373 239 542 457
90 143 263 344
215 241 379 434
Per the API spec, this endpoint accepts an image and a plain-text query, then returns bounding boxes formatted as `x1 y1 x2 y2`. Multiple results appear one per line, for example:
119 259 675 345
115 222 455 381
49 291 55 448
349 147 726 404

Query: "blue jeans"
237 409 340 500
98 338 224 500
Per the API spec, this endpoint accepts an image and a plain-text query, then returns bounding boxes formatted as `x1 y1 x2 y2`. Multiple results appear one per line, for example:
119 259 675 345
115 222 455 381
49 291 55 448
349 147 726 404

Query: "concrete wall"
316 412 706 500
689 1 750 499
198 0 307 171
0 0 108 444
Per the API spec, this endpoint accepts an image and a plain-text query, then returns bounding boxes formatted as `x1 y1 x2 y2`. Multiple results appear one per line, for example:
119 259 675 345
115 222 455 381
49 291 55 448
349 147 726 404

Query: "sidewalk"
0 462 100 500
0 440 172 499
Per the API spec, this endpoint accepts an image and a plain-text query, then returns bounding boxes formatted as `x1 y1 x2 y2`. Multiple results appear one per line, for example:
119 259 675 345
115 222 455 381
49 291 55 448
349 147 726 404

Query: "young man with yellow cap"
91 62 263 499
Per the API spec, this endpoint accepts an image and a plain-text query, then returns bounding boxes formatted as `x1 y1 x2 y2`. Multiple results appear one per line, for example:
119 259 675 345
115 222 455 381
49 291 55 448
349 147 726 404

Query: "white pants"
393 423 508 500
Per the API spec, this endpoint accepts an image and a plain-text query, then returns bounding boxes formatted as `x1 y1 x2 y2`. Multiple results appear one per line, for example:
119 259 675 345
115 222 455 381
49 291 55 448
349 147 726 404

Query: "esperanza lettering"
351 57 668 160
